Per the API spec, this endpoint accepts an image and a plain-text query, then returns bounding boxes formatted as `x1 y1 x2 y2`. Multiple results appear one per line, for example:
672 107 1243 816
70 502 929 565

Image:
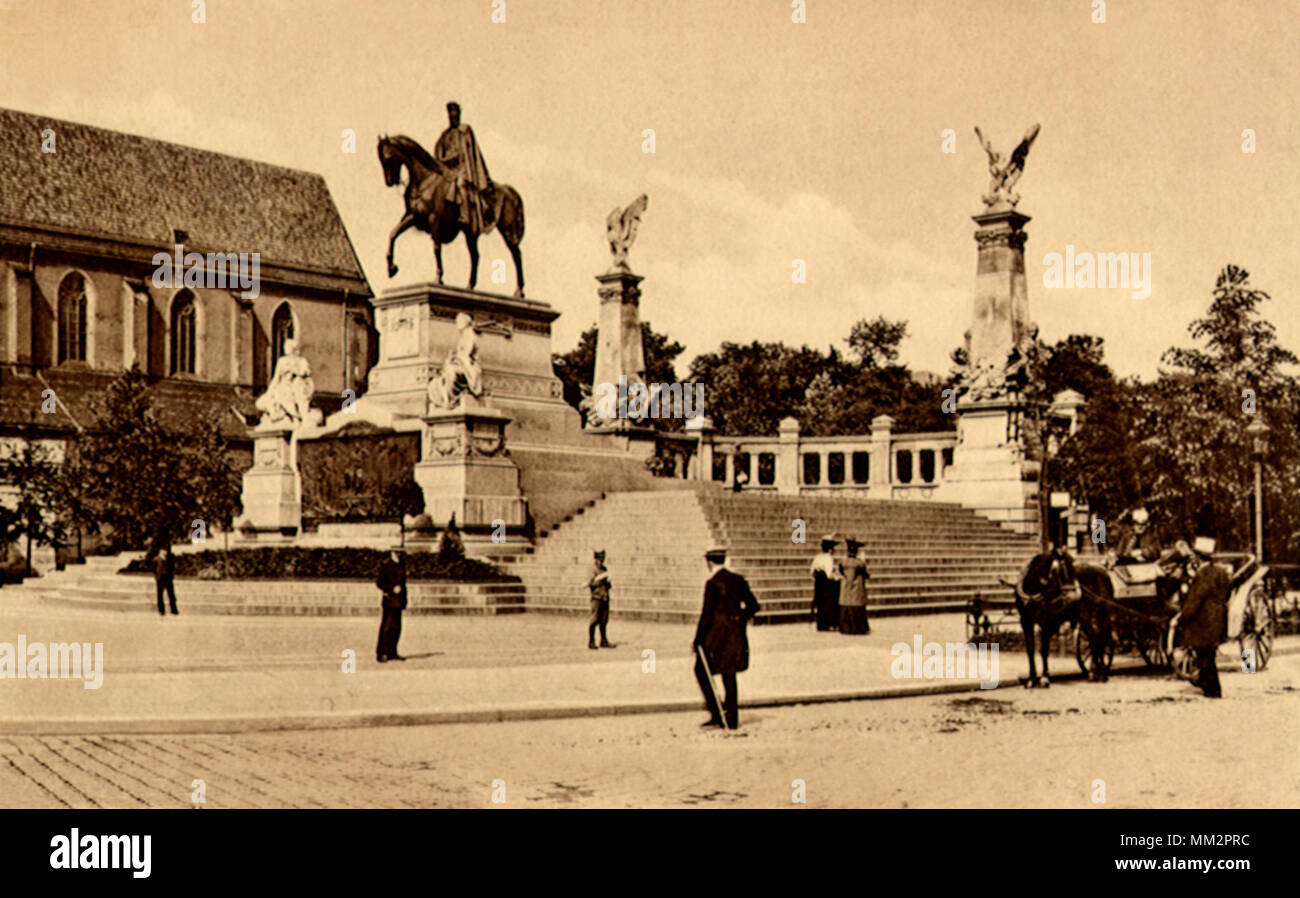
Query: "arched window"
58 272 88 363
272 302 295 364
171 291 197 375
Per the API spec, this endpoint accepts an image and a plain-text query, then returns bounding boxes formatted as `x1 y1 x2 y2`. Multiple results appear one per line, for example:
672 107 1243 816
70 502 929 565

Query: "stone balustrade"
686 414 957 500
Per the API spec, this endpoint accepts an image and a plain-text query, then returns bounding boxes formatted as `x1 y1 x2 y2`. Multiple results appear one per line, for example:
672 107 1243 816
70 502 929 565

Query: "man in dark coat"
1179 537 1227 698
376 545 408 663
154 546 178 616
693 546 760 729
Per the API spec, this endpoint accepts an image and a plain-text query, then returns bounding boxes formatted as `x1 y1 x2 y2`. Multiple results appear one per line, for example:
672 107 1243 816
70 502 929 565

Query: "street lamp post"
1246 417 1271 561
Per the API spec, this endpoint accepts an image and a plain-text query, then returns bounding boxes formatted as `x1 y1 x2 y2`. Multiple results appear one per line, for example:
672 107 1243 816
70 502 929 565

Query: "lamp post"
1245 417 1270 561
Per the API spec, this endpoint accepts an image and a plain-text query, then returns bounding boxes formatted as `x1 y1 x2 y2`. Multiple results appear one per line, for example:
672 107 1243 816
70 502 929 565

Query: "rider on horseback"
436 101 495 232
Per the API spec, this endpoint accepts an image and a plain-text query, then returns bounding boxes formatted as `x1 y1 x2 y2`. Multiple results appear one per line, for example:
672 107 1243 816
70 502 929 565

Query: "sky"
1 0 1297 380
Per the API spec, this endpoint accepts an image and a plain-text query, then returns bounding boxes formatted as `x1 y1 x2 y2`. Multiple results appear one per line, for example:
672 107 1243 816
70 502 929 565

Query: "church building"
0 107 374 444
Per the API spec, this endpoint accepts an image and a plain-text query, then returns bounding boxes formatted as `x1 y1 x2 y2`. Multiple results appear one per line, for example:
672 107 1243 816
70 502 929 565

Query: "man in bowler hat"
693 546 760 729
376 545 408 662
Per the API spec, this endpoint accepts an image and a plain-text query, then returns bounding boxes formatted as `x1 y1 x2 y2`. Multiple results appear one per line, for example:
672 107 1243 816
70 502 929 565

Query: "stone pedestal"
363 283 584 447
239 425 301 535
937 399 1037 533
413 400 528 535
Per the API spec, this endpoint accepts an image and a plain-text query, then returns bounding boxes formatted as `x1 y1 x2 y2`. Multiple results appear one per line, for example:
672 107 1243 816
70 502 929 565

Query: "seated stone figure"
427 313 484 411
255 338 320 428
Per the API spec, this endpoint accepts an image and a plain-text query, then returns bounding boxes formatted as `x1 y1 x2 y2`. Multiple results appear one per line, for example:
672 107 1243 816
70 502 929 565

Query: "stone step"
518 488 1034 623
507 562 1024 580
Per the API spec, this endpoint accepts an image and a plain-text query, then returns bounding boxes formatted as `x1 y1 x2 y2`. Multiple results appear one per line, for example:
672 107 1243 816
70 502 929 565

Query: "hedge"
120 547 512 582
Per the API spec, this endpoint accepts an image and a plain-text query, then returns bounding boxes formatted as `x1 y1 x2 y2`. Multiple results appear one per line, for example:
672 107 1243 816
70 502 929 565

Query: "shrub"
118 546 510 581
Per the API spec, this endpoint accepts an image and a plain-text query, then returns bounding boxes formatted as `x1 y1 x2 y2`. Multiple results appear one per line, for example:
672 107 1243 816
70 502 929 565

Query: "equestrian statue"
379 102 526 295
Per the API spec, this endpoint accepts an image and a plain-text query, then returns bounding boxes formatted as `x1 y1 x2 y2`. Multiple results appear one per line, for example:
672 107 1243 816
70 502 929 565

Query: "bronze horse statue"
1013 548 1113 686
378 135 526 296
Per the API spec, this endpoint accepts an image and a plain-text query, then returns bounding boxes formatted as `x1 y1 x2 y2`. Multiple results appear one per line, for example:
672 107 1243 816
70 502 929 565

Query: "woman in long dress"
810 535 842 631
838 537 871 635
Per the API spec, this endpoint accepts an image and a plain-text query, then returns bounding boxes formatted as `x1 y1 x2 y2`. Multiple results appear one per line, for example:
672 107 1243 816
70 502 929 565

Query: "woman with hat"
810 535 842 631
838 537 871 635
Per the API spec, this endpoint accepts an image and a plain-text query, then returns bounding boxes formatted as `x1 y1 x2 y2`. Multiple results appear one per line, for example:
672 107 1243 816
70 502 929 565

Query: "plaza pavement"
0 590 1292 734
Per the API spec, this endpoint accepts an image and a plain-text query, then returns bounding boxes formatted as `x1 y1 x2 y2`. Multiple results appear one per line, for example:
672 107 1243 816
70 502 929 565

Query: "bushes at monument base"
119 547 510 581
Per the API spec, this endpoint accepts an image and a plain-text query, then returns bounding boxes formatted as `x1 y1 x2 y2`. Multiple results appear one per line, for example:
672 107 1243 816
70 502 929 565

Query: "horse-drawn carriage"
966 547 1278 687
1071 551 1277 680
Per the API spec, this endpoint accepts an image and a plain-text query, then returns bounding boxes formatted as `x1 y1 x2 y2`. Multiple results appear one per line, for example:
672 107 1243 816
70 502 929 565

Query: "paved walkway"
0 592 1291 733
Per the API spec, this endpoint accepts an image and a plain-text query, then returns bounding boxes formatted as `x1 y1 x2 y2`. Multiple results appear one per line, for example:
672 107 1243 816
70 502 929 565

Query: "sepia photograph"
0 0 1296 877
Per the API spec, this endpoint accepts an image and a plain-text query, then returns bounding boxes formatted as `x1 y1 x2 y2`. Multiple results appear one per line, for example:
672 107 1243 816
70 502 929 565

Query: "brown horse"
1014 549 1113 686
378 135 526 296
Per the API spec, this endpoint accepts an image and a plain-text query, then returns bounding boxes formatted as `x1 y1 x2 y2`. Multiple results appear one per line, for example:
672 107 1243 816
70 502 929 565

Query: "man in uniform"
376 545 407 663
587 549 614 649
435 101 494 232
1178 536 1228 698
810 534 842 631
693 546 760 729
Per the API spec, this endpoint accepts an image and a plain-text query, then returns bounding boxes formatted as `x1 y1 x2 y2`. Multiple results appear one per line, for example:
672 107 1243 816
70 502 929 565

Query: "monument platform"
363 282 593 448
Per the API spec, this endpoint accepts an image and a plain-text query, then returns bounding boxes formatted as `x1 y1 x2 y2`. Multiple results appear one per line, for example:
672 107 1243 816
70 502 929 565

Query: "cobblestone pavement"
4 653 1295 808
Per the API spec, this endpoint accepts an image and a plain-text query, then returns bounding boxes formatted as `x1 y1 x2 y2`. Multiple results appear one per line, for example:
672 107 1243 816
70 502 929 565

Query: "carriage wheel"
1238 583 1276 672
1174 647 1198 682
1075 627 1114 678
1136 627 1172 670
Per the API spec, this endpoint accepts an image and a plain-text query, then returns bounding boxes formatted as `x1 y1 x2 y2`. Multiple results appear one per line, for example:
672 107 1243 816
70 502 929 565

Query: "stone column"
777 416 800 495
868 414 894 500
968 207 1031 371
686 415 714 482
238 424 301 537
593 271 646 395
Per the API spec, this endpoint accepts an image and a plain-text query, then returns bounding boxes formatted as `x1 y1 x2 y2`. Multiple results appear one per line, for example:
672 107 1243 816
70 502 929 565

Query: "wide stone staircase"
502 486 1039 623
1 552 524 617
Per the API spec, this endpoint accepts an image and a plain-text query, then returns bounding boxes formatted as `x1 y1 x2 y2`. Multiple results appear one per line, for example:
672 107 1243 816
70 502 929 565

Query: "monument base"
413 403 528 535
937 399 1038 534
238 424 301 535
580 420 660 459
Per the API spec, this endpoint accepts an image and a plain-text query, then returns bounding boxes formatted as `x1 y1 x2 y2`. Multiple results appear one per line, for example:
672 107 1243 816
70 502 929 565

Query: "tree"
0 504 21 583
77 368 243 552
689 341 832 435
1054 266 1300 559
1148 265 1300 554
552 321 686 412
45 439 98 564
0 428 62 575
848 315 909 369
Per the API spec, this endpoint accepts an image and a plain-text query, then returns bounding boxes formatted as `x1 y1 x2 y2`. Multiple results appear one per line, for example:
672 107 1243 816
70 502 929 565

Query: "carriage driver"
1116 507 1161 564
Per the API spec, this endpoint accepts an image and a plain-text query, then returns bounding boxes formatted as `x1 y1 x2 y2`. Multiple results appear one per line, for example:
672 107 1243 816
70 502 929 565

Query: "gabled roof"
0 366 259 441
0 107 371 296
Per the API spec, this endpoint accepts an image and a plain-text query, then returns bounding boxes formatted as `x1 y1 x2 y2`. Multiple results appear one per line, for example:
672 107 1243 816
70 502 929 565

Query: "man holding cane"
693 546 760 730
